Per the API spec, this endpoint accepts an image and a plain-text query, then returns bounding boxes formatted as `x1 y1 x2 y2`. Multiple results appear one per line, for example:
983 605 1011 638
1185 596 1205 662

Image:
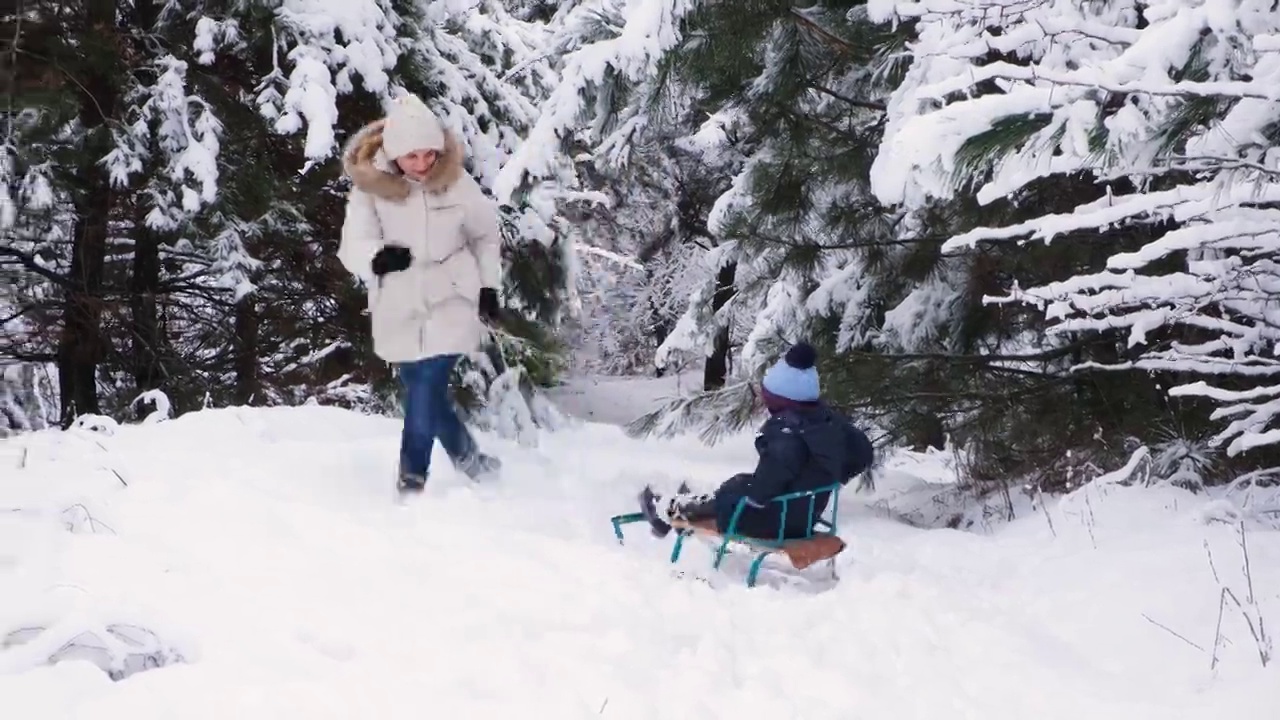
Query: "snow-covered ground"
545 370 699 426
2 390 1279 718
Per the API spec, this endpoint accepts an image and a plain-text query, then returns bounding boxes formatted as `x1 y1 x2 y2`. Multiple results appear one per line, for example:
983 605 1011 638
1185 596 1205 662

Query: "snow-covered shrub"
2 623 186 681
1152 434 1219 493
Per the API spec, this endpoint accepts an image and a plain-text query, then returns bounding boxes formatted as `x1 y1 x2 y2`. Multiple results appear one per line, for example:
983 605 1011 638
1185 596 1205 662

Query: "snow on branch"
107 55 223 228
493 0 702 204
268 0 399 158
870 0 1280 458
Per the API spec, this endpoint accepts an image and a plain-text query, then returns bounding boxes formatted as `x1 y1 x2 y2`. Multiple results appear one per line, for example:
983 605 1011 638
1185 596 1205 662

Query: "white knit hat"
381 93 446 158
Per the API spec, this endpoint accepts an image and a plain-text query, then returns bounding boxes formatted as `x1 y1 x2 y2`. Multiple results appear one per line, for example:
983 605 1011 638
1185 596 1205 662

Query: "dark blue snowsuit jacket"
712 403 873 540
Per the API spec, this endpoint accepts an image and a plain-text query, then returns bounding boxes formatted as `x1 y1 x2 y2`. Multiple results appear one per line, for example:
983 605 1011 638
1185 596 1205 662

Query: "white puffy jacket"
337 119 502 364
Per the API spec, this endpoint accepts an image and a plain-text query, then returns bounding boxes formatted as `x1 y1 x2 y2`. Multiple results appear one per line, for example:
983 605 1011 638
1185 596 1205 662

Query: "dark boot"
667 481 718 522
672 494 718 525
397 470 426 493
637 485 672 538
457 452 502 481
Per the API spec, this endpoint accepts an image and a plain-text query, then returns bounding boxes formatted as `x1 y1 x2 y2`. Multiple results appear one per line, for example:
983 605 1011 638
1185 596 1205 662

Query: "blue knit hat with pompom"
761 342 820 402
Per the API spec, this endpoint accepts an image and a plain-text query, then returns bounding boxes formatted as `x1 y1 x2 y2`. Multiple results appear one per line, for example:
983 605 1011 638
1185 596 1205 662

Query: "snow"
546 371 699 426
3 391 1279 717
493 0 702 204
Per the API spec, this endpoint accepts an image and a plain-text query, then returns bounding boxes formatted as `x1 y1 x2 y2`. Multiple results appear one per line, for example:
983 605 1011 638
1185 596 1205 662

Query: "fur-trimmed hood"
335 114 504 365
341 119 466 201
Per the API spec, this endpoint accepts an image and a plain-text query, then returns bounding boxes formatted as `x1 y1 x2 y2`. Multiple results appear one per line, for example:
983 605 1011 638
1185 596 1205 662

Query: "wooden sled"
610 483 847 588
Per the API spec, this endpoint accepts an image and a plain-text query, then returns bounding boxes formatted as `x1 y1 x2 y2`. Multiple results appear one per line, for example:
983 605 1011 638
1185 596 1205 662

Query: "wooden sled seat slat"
669 518 847 570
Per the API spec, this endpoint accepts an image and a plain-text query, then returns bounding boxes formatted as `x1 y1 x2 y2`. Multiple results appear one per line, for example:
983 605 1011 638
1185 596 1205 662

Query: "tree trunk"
233 298 260 405
703 261 737 390
129 219 163 397
912 412 947 452
646 267 671 377
57 0 118 428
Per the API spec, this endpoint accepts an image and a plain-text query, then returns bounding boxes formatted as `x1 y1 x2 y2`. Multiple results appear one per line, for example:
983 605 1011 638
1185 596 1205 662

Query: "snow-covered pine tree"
1 0 133 426
494 0 718 378
618 2 910 445
3 0 323 421
106 6 294 415
0 65 59 436
561 77 733 378
868 0 1280 484
500 1 912 446
611 0 1228 497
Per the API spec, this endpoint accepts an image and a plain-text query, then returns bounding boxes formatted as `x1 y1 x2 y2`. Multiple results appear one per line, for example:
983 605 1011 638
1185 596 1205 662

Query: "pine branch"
787 8 856 57
0 248 71 288
952 113 1054 187
773 102 863 143
934 60 1278 102
626 381 759 444
0 350 56 362
844 337 1098 366
13 47 111 123
808 81 884 112
0 303 38 326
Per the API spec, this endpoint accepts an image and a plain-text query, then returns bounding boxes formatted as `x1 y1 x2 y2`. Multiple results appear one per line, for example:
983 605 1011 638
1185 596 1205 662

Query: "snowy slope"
2 404 1279 719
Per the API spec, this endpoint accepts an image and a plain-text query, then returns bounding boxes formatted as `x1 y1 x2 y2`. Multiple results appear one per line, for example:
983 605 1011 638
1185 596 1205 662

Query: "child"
638 342 873 539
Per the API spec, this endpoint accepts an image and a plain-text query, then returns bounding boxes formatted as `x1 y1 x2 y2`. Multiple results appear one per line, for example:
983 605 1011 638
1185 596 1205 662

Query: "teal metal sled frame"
610 483 845 588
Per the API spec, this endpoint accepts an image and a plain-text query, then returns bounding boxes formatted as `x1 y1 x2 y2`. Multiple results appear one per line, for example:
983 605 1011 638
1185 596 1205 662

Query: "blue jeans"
397 354 476 478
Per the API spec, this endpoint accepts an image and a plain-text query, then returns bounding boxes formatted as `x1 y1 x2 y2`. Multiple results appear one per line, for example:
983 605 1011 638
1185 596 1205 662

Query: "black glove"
478 287 500 322
371 245 412 277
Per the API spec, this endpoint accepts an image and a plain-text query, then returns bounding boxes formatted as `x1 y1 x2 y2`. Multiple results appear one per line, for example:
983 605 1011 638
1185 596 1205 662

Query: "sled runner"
610 483 846 588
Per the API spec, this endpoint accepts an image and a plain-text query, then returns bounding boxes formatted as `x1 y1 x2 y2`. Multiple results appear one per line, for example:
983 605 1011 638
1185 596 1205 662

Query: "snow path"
2 405 1278 718
545 371 698 426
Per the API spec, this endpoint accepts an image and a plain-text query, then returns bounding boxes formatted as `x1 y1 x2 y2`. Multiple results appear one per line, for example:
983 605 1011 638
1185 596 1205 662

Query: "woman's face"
395 149 439 180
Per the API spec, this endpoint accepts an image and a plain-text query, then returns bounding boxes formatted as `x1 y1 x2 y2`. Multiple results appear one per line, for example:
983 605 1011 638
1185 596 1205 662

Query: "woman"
337 93 503 492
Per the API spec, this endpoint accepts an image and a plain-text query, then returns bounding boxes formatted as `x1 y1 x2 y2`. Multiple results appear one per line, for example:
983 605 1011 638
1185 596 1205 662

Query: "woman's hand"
478 287 500 322
371 245 412 277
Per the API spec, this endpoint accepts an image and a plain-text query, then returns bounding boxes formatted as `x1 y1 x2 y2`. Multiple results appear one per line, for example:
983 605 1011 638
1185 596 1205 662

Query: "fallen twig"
1142 613 1206 653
